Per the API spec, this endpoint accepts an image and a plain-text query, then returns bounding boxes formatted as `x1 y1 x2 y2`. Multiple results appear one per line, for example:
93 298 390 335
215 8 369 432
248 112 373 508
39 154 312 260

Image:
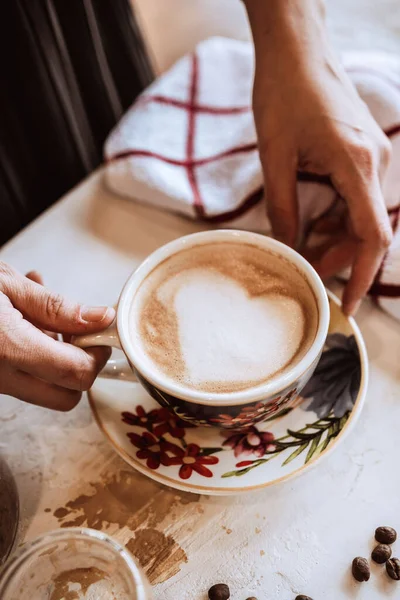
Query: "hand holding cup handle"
0 263 116 411
72 319 137 382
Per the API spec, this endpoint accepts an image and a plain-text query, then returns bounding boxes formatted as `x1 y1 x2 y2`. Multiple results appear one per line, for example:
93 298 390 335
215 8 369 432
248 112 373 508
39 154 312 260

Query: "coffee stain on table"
54 470 197 530
50 567 106 600
126 528 188 585
53 507 70 520
53 469 198 583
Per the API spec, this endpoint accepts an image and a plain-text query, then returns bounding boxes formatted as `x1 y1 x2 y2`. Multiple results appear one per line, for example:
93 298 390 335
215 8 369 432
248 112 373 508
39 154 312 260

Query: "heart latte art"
131 242 318 394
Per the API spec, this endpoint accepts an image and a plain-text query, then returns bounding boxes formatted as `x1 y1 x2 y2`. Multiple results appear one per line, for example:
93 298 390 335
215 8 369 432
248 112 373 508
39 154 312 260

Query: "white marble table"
1 168 400 600
2 1 400 597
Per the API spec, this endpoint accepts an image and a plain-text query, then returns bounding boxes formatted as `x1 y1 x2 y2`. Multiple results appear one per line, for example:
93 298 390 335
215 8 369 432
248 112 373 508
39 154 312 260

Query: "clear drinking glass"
0 528 153 600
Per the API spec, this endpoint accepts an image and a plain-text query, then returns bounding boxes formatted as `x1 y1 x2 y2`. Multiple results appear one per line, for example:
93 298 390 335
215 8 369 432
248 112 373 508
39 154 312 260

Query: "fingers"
333 148 392 315
1 264 115 334
25 271 43 285
7 321 111 391
3 369 82 411
261 144 299 247
343 241 386 315
312 213 345 235
25 271 58 340
309 237 356 280
379 142 392 181
0 265 113 407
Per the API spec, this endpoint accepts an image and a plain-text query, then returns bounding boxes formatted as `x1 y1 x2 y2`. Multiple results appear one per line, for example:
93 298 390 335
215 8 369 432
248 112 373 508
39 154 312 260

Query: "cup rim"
117 230 330 406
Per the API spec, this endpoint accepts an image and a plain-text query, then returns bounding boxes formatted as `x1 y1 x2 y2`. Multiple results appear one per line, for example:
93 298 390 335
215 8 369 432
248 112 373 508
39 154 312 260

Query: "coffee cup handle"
72 320 138 382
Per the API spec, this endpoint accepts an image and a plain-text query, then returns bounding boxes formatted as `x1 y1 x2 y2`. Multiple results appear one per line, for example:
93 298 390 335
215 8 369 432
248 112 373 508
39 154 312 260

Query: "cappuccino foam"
131 242 318 394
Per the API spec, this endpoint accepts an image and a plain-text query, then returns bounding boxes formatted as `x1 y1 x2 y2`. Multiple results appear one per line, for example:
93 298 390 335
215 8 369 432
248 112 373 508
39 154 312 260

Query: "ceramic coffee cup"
74 230 329 429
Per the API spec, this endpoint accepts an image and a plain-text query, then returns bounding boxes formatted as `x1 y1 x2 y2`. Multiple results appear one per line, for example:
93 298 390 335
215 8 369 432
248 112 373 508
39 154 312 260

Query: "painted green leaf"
339 412 350 431
222 466 253 478
200 447 223 456
275 441 303 450
305 432 322 463
286 429 314 441
236 467 254 476
221 470 240 478
317 434 331 454
282 442 309 466
305 423 331 430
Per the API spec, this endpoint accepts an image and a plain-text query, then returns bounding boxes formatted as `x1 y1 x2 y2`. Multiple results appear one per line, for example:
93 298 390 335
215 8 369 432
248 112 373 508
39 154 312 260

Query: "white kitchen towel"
104 37 400 320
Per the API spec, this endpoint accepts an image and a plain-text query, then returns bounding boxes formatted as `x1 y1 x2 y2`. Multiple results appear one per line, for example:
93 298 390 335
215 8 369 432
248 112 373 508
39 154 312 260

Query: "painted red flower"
210 391 298 429
152 408 191 439
162 443 219 479
127 431 182 470
209 412 252 429
223 426 275 458
266 388 298 414
239 401 272 418
122 406 160 431
210 401 281 429
122 406 193 438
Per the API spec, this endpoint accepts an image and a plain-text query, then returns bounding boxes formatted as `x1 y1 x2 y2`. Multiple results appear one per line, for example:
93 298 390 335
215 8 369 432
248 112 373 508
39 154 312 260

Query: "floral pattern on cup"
208 389 298 429
122 334 361 480
133 366 305 429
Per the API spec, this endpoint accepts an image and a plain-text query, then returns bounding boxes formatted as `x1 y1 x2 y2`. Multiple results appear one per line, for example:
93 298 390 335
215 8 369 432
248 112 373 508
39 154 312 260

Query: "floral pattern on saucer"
89 292 368 494
301 333 361 418
122 407 218 478
120 333 361 480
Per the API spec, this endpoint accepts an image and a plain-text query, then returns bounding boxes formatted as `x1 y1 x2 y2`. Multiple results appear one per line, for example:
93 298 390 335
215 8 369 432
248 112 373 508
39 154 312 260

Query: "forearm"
243 0 328 66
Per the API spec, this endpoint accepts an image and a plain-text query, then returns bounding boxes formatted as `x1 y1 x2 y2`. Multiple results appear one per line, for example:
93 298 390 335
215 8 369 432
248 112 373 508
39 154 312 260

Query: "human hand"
0 262 115 410
244 0 392 314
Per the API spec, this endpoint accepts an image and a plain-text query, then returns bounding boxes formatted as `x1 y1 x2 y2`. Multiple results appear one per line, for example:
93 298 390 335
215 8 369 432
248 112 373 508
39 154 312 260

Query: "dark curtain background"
0 0 154 246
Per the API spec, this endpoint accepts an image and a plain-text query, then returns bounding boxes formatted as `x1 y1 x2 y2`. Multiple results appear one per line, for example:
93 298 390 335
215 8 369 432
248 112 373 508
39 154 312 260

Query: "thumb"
5 268 115 334
262 146 299 247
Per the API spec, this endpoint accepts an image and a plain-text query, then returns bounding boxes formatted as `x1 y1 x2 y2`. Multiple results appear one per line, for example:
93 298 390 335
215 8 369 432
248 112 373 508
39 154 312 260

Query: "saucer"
88 291 368 495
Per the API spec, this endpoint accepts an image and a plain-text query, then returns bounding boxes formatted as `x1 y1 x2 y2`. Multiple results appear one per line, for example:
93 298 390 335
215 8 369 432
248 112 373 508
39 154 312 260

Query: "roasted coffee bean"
386 558 400 581
208 583 230 600
245 597 258 600
295 596 314 600
375 526 397 545
352 557 370 582
372 544 392 564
